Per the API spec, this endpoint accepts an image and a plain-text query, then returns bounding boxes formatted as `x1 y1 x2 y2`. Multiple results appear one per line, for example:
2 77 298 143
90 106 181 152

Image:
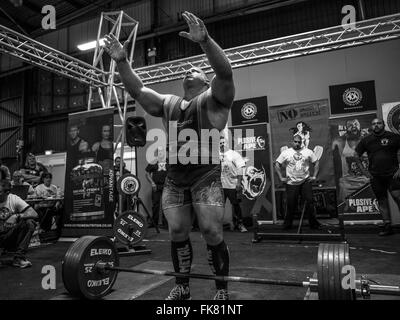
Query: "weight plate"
62 236 119 299
317 243 353 300
117 174 141 196
113 211 147 245
62 236 93 297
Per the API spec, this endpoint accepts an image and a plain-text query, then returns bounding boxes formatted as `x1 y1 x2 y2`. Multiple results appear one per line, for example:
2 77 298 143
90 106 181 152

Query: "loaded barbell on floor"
61 236 400 300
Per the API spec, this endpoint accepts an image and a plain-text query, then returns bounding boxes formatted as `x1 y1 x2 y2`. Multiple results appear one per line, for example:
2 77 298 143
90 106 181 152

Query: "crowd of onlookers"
0 153 63 269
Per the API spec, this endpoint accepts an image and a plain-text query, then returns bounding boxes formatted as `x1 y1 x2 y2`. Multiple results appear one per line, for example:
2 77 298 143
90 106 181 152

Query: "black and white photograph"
0 0 400 313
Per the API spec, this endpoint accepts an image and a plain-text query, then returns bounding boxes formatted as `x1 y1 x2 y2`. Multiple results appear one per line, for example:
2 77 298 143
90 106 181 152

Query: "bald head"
183 67 210 93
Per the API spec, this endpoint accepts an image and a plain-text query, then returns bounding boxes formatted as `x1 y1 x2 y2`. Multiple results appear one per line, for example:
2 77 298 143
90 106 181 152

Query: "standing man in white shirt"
275 134 321 230
220 136 247 232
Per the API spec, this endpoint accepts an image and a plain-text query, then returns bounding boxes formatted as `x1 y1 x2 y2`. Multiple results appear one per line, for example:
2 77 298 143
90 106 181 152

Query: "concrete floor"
1 227 399 300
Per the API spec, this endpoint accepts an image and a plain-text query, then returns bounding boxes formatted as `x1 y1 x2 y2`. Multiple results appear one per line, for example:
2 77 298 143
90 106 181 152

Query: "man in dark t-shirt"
355 118 400 236
145 148 168 229
105 11 234 300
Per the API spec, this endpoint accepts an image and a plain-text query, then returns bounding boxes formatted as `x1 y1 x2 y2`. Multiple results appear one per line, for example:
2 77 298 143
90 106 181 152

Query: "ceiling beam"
64 0 86 9
0 6 28 35
23 0 42 13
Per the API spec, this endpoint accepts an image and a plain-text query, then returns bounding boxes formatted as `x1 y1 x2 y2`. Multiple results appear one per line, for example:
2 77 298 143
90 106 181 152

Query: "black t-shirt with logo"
356 131 400 176
145 162 168 186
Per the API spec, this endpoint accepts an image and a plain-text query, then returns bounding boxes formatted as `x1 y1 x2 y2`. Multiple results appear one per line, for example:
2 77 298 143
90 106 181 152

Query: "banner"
329 113 381 221
382 102 400 134
269 99 335 188
62 109 115 237
329 80 376 115
231 96 268 126
229 123 273 221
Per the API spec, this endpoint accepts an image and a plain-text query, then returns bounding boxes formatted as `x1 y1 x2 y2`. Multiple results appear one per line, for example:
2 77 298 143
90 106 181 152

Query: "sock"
207 241 230 290
171 239 193 286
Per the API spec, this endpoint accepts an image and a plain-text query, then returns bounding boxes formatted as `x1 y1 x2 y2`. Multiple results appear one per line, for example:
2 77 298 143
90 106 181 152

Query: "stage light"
77 39 105 51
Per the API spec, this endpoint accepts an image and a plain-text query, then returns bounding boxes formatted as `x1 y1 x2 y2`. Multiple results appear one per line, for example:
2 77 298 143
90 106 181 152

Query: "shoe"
165 284 191 300
12 257 32 269
379 224 394 236
213 289 229 300
238 223 248 233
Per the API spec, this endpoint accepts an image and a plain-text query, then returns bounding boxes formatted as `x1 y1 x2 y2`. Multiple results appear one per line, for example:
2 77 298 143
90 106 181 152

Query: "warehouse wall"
135 39 400 223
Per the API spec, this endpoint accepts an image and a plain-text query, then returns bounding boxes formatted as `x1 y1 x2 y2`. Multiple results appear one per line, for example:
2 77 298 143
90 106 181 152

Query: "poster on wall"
329 113 381 221
229 123 273 222
62 108 115 237
269 99 335 188
329 81 377 116
382 102 400 134
231 96 268 126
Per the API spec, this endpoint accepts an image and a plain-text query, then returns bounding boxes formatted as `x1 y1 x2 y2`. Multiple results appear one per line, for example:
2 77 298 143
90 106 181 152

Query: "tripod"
129 194 160 234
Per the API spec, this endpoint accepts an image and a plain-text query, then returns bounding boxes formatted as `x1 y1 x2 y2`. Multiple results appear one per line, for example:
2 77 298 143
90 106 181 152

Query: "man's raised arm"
104 34 165 117
179 12 234 107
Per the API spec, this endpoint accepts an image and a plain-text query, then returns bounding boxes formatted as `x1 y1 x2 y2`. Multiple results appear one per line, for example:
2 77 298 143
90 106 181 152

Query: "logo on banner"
343 88 363 107
387 104 400 134
242 166 267 200
347 198 379 213
256 137 266 149
241 102 257 120
277 104 321 123
237 136 266 151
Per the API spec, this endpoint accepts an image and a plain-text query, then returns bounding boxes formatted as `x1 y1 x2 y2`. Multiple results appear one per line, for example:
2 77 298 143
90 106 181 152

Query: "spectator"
11 171 35 197
220 136 247 232
22 153 48 187
114 157 131 182
0 159 11 181
0 179 38 268
34 173 62 233
145 147 168 228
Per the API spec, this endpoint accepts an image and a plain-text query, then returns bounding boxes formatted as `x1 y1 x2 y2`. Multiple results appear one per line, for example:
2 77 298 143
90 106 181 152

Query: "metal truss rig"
0 24 109 88
0 13 399 87
136 13 400 85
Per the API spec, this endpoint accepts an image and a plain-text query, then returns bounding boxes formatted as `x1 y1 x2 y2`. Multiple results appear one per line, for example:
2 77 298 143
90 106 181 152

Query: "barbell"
61 236 400 300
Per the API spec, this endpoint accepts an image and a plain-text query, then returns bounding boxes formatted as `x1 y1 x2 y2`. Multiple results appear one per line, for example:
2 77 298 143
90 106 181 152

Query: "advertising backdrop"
62 108 114 237
329 81 377 116
231 96 268 126
229 123 273 222
329 113 381 221
269 99 335 188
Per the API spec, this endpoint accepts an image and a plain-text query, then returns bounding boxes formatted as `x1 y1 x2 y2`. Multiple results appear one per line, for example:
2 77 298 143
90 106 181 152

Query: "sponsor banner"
269 99 335 189
231 96 268 126
62 109 115 237
337 184 381 220
229 123 273 221
382 102 400 134
329 114 381 220
329 80 377 115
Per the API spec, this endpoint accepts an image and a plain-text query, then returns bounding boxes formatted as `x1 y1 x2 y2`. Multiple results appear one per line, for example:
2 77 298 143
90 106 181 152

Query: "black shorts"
370 175 400 200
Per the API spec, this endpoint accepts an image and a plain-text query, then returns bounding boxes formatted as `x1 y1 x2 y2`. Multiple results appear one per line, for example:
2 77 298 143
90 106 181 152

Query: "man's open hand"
179 11 209 43
104 34 129 63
